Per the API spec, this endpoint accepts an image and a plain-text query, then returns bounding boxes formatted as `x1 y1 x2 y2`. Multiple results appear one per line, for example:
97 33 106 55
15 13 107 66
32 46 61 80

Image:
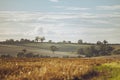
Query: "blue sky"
0 0 120 43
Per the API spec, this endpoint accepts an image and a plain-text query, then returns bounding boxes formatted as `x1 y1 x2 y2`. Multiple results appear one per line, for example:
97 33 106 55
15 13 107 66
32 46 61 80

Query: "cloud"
1 11 120 26
97 5 120 10
26 25 46 36
66 7 89 10
49 0 60 2
54 6 90 11
0 11 120 43
1 11 120 27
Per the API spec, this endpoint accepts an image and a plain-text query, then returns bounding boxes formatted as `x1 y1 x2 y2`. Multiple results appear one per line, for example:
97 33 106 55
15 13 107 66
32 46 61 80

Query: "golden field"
0 57 120 80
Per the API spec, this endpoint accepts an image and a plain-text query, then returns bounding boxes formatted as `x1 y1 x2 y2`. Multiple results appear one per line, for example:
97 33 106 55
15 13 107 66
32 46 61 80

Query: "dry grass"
0 58 119 80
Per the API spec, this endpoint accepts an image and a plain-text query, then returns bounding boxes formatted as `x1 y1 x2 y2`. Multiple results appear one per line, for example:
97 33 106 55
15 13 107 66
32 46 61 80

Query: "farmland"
0 57 120 80
0 43 120 57
0 43 91 57
0 43 120 80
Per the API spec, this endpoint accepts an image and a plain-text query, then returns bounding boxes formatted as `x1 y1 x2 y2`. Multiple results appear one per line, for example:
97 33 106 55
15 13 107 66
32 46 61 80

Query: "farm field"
0 43 92 58
0 57 120 80
0 43 120 57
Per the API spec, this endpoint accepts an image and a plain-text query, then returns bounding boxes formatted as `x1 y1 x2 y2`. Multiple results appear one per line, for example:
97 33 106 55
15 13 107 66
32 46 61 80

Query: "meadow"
0 57 120 80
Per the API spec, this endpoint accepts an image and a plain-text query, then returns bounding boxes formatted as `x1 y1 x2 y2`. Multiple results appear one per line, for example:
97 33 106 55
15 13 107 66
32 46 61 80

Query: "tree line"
0 37 93 45
0 36 120 58
77 40 115 57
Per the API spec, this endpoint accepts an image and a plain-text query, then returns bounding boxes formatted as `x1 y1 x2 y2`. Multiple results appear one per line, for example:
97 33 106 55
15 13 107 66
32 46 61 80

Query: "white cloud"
1 11 120 26
65 7 89 10
97 5 120 10
54 6 90 11
49 0 60 2
0 11 120 43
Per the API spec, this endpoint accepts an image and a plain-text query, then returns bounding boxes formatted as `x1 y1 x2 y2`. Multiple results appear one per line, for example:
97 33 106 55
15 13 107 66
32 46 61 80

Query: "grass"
0 43 120 57
0 58 119 80
0 43 91 57
22 42 90 52
94 62 120 80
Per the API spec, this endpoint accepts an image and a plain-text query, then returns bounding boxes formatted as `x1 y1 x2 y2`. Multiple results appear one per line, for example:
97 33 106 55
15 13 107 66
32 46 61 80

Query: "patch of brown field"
0 58 119 80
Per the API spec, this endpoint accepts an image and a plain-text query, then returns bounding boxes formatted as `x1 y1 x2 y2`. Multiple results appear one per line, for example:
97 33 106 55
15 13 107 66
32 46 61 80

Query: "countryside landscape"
0 37 120 80
0 0 120 80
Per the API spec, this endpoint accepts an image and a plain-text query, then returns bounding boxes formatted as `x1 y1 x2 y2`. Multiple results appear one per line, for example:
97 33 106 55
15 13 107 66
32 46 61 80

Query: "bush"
113 49 120 54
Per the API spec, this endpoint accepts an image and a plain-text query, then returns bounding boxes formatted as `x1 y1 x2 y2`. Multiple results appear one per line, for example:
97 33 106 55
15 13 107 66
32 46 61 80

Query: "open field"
0 43 120 80
0 57 120 80
0 43 80 57
0 43 120 57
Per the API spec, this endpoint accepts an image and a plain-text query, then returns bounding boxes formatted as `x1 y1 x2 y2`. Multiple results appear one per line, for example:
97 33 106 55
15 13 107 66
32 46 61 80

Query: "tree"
48 40 52 43
96 40 114 56
1 54 12 58
50 46 58 54
17 49 27 58
35 36 45 42
78 39 83 44
68 41 71 44
17 52 25 58
35 36 39 42
25 52 34 58
22 49 27 53
77 48 84 55
5 39 14 44
40 37 45 42
20 38 25 43
63 40 66 43
103 40 108 45
97 41 102 45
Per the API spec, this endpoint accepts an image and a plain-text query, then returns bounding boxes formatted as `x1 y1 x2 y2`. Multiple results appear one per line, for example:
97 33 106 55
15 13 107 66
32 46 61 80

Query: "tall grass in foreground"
0 58 119 80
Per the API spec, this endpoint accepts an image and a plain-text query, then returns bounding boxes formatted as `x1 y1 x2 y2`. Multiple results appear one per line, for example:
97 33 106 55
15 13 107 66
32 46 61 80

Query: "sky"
0 0 120 43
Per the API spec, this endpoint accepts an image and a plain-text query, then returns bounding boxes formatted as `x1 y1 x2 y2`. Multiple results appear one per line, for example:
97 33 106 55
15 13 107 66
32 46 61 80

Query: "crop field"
0 57 120 80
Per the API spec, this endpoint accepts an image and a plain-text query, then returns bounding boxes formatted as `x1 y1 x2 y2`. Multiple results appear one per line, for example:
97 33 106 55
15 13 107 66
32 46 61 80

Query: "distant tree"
50 46 58 54
31 40 35 43
20 38 25 43
90 45 98 56
103 40 108 45
77 48 84 55
97 41 102 45
15 40 19 43
22 49 27 53
68 41 71 44
17 49 27 58
25 52 34 58
5 39 14 44
78 39 83 44
24 39 31 43
33 54 39 57
17 52 25 58
40 37 45 42
48 40 52 43
85 47 93 57
63 40 66 43
9 39 14 43
113 49 120 55
35 36 39 42
1 54 12 58
35 36 45 42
